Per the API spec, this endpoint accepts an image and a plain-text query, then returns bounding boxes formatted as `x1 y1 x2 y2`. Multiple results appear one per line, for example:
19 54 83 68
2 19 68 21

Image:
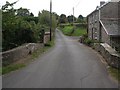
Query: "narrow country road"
3 29 118 88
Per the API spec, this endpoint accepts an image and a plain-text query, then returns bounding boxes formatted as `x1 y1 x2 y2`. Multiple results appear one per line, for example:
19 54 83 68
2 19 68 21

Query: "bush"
83 37 100 46
2 2 42 51
59 24 65 29
84 38 93 46
2 2 57 51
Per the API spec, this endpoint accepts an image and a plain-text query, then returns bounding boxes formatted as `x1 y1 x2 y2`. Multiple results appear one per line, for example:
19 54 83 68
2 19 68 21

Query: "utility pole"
50 0 52 41
73 7 75 33
73 7 74 25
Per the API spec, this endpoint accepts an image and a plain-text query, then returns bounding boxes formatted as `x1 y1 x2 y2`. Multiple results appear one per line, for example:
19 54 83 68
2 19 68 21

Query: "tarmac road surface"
3 29 118 88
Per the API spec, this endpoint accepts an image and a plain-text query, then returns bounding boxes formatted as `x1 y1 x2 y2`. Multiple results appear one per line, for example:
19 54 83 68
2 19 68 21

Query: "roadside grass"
62 26 87 36
62 26 73 36
32 37 55 59
2 64 25 74
108 66 120 82
0 67 2 75
31 47 45 59
73 27 87 36
2 38 55 75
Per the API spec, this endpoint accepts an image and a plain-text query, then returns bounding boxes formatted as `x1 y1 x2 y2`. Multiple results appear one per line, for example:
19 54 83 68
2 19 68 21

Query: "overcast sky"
0 0 109 17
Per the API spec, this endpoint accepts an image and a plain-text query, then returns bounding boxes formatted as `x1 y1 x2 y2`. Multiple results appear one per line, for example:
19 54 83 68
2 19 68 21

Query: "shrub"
84 38 94 46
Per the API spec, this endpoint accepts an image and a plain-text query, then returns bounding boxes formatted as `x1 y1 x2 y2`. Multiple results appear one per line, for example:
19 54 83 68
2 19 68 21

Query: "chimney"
100 1 105 6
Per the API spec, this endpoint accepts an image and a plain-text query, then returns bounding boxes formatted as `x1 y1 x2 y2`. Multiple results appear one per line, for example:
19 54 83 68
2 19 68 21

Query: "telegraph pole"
50 0 52 41
73 7 75 32
73 7 74 25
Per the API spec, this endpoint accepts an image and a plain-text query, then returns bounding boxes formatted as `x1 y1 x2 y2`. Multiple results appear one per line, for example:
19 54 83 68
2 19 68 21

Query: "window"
95 20 97 23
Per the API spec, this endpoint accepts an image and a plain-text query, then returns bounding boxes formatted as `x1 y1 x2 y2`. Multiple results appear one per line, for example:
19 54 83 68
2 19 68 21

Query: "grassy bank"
2 38 55 75
61 25 87 36
108 66 120 82
2 64 26 74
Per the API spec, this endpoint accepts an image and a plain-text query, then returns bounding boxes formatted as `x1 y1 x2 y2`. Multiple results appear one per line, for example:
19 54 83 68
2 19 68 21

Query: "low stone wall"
93 43 120 68
2 43 44 66
1 32 51 66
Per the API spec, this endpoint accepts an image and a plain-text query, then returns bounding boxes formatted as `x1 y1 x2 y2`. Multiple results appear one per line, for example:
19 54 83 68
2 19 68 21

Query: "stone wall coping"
2 43 44 66
45 32 50 35
100 43 120 57
2 43 38 55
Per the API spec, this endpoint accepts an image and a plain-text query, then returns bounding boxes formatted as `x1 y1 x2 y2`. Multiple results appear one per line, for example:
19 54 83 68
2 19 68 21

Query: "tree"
67 15 76 23
58 14 67 24
16 7 30 16
38 10 50 26
78 15 84 20
30 12 34 17
2 1 39 51
2 1 58 51
2 1 17 11
38 10 57 30
52 13 57 30
77 15 84 23
52 12 59 20
51 12 59 26
2 1 18 51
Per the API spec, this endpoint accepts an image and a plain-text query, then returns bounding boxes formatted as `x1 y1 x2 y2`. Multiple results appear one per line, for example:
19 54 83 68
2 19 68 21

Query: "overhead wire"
68 0 81 16
75 0 81 8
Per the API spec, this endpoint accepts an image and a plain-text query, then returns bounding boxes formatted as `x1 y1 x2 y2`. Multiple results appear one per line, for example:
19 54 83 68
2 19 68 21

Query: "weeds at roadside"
61 26 87 36
108 66 120 82
2 64 25 74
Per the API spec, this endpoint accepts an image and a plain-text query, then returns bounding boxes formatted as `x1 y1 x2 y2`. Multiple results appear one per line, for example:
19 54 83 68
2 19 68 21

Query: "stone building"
87 0 120 52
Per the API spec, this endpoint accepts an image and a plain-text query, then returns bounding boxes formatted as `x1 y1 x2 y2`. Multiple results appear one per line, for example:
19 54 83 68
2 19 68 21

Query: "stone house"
87 1 120 52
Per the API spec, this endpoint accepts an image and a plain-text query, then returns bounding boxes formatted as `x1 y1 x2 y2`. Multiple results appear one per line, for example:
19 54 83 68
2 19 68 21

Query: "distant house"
87 1 120 52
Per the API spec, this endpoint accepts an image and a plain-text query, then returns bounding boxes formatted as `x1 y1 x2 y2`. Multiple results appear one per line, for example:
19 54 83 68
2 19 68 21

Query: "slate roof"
101 19 120 36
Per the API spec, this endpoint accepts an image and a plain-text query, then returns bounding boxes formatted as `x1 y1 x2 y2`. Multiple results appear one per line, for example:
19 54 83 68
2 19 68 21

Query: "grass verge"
61 25 87 36
31 37 55 59
0 67 2 75
108 66 120 82
2 64 25 74
2 38 55 75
